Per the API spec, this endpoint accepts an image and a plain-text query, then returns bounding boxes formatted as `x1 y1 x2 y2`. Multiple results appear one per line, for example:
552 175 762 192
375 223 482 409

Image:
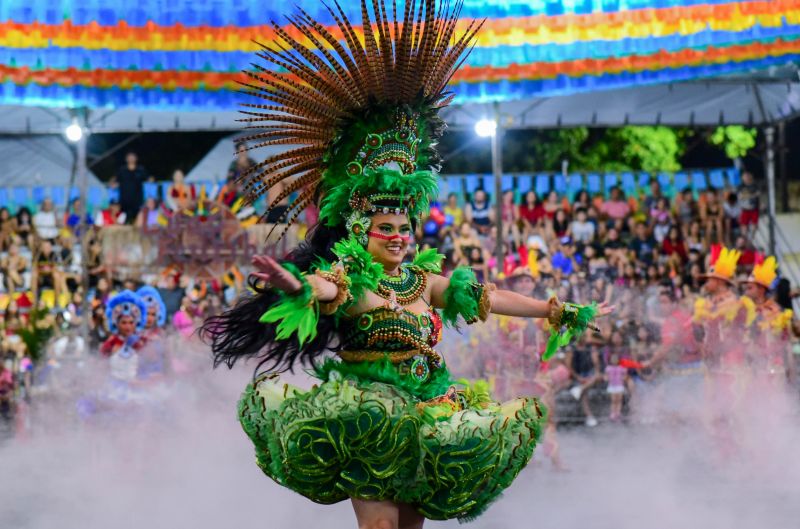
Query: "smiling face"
366 212 411 271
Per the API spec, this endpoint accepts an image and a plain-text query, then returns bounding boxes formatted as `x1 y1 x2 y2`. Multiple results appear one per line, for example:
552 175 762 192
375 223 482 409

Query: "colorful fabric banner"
0 0 797 109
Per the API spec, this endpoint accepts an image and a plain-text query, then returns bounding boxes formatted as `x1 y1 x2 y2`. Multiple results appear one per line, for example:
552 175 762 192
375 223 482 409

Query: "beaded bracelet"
477 282 496 322
546 295 563 329
314 267 352 315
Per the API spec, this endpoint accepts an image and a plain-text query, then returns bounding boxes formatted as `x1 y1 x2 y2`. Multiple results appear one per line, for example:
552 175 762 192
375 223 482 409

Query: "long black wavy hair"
200 222 349 375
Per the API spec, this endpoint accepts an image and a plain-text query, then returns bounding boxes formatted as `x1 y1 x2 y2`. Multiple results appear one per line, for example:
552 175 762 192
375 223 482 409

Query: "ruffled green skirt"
238 358 545 521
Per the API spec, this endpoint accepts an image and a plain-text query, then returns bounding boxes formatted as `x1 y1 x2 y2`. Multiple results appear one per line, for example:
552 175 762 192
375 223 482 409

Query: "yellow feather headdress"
745 255 778 289
705 244 740 283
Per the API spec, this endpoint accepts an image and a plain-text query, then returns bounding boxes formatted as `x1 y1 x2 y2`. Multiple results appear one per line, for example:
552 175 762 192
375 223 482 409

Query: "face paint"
367 231 411 242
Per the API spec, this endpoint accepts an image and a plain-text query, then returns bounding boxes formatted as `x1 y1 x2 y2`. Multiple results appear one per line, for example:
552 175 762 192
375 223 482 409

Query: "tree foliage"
709 126 757 160
527 126 685 172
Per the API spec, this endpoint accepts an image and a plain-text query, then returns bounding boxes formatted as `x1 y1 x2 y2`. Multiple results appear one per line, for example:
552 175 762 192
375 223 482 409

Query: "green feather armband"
542 301 599 361
442 267 492 326
258 263 319 346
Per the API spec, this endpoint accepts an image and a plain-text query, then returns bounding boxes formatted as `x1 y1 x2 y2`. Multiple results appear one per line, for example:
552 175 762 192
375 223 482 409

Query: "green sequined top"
339 306 443 366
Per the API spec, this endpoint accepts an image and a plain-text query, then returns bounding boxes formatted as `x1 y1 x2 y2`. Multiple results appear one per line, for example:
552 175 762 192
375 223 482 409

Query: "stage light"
65 121 83 142
474 118 497 138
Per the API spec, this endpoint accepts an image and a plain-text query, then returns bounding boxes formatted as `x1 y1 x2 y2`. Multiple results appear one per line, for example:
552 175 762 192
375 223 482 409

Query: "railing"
0 167 740 212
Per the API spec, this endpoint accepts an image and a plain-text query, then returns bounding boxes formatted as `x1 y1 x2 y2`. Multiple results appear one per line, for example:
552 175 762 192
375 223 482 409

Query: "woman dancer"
204 2 610 527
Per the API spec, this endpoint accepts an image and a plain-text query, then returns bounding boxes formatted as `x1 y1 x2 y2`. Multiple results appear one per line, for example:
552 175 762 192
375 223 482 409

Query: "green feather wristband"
542 302 599 361
258 262 319 347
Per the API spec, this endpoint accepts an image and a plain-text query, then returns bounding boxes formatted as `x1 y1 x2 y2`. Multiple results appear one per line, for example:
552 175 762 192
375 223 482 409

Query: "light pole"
474 103 504 277
765 126 776 256
65 109 90 343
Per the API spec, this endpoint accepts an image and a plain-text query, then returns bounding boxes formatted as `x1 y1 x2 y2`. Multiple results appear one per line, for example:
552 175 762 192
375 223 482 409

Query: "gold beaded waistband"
338 345 442 368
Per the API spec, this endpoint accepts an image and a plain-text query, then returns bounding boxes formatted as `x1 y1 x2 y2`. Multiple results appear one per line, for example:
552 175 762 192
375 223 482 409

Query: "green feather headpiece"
235 0 483 240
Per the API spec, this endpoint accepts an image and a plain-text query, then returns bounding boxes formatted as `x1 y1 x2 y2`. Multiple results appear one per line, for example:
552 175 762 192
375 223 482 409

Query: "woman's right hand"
250 255 303 294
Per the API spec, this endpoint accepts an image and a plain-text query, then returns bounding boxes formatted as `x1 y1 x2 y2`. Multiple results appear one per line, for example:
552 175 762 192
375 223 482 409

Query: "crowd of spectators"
0 150 251 416
0 147 798 430
430 171 799 426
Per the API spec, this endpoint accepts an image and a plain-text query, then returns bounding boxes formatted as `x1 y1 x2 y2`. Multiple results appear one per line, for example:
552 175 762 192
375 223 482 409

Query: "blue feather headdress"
106 290 148 334
136 285 167 328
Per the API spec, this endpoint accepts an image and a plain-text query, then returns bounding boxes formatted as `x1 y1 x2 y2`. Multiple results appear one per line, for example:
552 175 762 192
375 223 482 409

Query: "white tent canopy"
2 80 799 135
185 135 288 183
0 135 101 187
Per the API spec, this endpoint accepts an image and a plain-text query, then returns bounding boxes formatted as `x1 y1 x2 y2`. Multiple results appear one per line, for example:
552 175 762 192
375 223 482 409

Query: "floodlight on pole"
65 120 83 143
474 118 497 138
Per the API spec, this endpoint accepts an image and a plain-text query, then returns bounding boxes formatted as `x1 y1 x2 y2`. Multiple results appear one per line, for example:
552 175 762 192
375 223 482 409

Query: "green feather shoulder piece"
412 247 444 273
332 236 383 301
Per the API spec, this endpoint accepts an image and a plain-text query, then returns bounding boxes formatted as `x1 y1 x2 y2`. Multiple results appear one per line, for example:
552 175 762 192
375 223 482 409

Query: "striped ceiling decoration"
0 0 797 110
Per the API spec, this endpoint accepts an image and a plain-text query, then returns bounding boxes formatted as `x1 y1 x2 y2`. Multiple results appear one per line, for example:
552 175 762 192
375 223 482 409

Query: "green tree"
709 125 757 160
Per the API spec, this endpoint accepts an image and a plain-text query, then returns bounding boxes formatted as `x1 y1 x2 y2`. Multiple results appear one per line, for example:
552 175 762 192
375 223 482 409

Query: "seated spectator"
0 242 27 294
573 190 591 212
543 190 562 220
700 189 724 246
442 192 464 228
570 208 595 244
685 220 706 254
15 206 34 248
64 198 93 236
95 200 127 227
216 176 243 209
33 198 60 243
465 189 493 236
661 226 688 265
643 179 664 212
166 169 196 211
601 186 631 222
519 190 546 237
31 239 67 303
500 190 521 247
675 188 696 235
135 197 163 231
551 209 570 239
629 222 657 267
56 232 80 292
0 207 16 252
723 192 741 245
228 141 257 182
85 237 109 289
737 170 759 238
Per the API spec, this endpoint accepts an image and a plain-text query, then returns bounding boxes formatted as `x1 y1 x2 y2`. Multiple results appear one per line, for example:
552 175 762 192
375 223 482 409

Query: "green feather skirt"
237 358 545 521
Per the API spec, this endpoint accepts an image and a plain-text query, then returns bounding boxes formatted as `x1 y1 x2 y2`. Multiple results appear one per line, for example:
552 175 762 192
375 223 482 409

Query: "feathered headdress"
236 0 482 242
742 255 778 290
136 285 167 328
704 244 741 283
106 290 148 334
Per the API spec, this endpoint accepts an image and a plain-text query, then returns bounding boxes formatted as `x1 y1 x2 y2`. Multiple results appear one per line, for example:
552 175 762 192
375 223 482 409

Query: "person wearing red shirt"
661 226 688 264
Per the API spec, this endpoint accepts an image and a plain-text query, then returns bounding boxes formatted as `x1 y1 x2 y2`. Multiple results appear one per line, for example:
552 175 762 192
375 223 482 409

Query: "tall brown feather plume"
239 0 481 239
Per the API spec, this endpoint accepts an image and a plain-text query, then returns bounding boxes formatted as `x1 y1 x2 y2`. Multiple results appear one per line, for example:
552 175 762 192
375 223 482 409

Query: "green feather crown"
319 166 438 228
234 0 482 239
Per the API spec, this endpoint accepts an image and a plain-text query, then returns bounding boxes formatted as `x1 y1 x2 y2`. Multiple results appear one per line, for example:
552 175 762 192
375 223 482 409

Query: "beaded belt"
338 346 442 369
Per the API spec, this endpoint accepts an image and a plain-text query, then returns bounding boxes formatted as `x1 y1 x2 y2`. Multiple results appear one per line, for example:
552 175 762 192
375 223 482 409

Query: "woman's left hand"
596 301 615 317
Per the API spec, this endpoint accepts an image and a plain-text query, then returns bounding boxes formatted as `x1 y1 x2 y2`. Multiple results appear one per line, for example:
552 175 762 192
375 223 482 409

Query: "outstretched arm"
250 255 338 301
429 272 613 319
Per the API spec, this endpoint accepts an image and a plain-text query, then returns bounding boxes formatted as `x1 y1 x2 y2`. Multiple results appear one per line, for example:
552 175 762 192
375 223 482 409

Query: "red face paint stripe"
367 231 410 242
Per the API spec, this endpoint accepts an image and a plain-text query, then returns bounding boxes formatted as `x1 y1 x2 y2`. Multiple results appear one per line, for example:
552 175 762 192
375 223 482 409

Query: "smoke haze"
1 335 799 529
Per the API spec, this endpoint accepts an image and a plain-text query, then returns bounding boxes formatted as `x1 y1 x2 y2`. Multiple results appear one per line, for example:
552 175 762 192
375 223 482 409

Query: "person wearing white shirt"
32 198 60 241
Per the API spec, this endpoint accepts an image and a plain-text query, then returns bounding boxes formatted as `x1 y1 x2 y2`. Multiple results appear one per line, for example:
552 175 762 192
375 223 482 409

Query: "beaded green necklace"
376 265 427 305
